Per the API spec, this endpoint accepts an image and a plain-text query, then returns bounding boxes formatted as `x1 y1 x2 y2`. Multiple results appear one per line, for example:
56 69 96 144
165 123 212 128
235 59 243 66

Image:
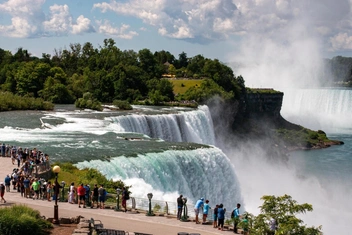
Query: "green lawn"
170 79 203 95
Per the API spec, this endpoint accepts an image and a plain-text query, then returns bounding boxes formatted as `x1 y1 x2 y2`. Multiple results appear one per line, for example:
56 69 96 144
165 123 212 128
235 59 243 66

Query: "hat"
0 182 3 185
200 197 204 201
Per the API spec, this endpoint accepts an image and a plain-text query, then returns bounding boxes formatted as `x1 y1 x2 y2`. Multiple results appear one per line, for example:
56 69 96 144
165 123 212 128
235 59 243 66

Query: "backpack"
125 191 130 200
231 210 235 219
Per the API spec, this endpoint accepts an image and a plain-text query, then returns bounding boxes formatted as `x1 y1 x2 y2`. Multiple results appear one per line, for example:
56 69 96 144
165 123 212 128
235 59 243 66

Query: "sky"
1 0 352 66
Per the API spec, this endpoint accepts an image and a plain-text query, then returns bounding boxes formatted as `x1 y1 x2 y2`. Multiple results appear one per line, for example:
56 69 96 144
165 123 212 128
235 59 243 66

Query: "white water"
108 105 215 145
282 88 352 133
76 147 242 207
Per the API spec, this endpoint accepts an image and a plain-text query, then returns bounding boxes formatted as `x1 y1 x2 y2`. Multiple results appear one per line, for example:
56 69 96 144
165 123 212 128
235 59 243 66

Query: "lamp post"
146 193 155 216
52 165 61 224
115 188 121 211
60 181 66 202
180 197 188 222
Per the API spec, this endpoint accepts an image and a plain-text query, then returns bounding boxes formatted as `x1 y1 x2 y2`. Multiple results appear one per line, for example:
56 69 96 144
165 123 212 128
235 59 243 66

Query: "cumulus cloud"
97 20 138 39
0 0 94 38
93 0 352 50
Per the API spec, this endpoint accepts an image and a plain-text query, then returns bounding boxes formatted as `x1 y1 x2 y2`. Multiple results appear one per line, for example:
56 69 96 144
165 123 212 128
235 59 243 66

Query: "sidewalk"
0 158 229 235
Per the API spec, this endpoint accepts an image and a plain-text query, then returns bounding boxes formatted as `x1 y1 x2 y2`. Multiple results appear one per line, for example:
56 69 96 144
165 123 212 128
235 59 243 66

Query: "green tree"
249 195 322 235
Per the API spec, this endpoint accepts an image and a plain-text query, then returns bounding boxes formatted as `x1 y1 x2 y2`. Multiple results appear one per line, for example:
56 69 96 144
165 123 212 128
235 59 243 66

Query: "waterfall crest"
108 105 215 145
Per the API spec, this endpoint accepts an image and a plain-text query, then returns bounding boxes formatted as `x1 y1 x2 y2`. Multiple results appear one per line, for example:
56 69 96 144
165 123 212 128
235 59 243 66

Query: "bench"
97 229 126 235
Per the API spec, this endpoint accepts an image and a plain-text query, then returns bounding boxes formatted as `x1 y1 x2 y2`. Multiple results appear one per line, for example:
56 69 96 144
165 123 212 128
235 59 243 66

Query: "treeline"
0 38 245 106
323 56 352 86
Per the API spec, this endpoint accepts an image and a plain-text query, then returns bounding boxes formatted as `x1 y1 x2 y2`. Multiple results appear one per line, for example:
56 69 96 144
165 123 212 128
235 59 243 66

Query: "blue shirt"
218 208 225 219
234 208 240 218
195 199 204 209
4 176 11 185
203 203 210 214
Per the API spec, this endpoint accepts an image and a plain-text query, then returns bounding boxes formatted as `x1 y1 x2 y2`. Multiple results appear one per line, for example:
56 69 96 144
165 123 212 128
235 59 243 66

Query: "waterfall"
108 105 215 145
281 88 352 132
75 146 241 207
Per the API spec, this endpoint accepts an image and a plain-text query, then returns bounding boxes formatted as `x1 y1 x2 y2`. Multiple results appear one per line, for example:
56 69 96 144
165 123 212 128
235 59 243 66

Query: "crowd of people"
177 195 248 234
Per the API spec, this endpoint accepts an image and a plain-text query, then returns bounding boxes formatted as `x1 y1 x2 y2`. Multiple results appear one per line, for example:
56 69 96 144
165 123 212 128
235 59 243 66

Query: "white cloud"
97 20 138 39
0 0 94 38
330 33 352 51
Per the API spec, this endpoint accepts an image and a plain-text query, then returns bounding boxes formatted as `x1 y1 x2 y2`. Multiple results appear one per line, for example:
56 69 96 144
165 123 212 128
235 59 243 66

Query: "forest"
0 38 245 110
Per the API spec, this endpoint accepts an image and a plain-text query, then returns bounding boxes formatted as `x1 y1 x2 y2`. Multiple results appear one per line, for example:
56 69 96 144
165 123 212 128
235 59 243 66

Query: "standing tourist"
121 187 129 212
177 194 183 220
0 182 6 203
4 175 11 192
46 181 52 201
194 197 204 224
31 178 40 200
202 200 211 224
213 204 219 228
217 204 225 231
68 182 76 204
91 184 99 208
84 184 90 206
1 143 5 157
98 185 106 209
23 177 30 198
77 183 86 208
233 203 241 234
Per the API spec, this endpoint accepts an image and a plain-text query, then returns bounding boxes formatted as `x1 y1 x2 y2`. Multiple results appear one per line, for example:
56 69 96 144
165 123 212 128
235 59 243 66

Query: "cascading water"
76 147 242 206
281 88 352 132
108 105 215 145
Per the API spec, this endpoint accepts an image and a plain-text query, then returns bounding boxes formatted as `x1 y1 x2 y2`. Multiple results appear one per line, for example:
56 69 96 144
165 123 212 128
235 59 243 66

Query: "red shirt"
77 186 86 196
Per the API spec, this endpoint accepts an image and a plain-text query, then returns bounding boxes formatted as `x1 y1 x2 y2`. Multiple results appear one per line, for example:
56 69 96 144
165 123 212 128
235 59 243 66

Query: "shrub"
0 205 52 235
113 100 133 110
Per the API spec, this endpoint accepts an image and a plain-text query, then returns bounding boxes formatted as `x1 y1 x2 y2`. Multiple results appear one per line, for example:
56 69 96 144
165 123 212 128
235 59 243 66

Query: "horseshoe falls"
108 105 215 145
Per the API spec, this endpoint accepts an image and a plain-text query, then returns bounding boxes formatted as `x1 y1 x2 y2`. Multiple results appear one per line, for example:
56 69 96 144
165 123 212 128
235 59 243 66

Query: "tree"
249 195 322 235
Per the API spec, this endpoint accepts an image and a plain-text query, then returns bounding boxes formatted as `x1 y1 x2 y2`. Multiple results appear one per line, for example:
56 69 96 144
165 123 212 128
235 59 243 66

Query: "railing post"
165 201 169 215
131 197 136 209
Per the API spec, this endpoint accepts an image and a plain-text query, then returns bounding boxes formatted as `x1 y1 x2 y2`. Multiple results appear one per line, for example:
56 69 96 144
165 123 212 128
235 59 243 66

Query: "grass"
170 79 203 95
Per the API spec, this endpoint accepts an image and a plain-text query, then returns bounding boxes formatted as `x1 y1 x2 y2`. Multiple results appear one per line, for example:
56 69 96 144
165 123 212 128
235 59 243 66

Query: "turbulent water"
0 105 241 207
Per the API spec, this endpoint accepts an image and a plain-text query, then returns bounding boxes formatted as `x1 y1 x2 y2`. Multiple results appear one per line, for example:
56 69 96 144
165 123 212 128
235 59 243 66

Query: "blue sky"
1 0 352 64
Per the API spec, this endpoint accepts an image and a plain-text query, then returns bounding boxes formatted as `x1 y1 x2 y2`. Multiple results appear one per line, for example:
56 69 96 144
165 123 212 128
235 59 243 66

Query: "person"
31 178 40 200
23 177 30 198
177 194 183 220
98 185 106 209
202 200 211 224
84 184 90 206
121 187 129 212
77 183 86 208
46 181 52 201
4 175 11 192
194 197 204 224
1 143 5 157
0 182 6 203
91 184 99 208
213 204 219 228
233 203 241 233
68 182 76 204
217 204 225 231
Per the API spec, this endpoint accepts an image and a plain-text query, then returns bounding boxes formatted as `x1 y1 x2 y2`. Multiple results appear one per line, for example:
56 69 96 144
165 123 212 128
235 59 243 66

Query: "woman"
68 182 75 204
46 181 52 201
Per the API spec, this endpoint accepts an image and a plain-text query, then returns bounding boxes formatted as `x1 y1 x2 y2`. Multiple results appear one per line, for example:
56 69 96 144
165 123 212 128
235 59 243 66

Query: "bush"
113 100 133 110
0 92 54 111
0 205 52 235
75 92 103 111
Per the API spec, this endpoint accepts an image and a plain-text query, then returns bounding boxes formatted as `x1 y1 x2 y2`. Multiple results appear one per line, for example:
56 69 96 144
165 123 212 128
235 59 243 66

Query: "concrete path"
0 158 231 235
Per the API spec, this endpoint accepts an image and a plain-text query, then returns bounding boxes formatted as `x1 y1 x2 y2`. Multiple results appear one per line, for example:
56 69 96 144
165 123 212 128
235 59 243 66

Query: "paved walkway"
0 158 230 235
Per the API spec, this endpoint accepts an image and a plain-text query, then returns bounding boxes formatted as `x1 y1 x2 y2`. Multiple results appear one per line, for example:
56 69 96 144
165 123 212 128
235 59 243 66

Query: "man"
4 175 11 192
84 184 90 207
91 184 99 208
77 183 86 208
177 194 183 220
121 187 129 212
98 185 106 209
202 199 211 224
233 203 241 233
0 182 6 203
194 197 204 224
31 178 40 200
